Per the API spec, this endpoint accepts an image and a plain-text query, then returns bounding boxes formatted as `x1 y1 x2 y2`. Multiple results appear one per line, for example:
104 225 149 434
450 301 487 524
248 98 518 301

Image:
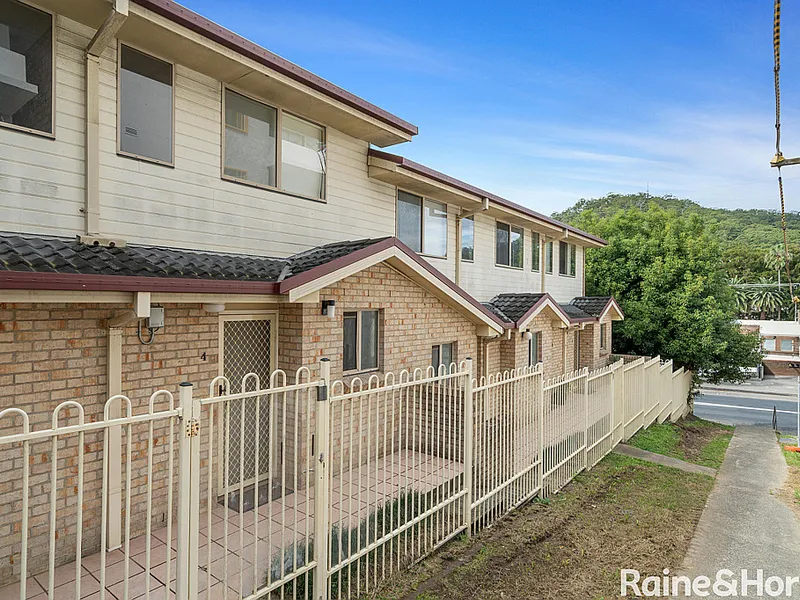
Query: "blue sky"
182 0 800 215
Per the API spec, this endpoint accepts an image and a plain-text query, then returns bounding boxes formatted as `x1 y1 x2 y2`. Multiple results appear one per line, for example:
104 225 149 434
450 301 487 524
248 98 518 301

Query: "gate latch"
185 419 200 437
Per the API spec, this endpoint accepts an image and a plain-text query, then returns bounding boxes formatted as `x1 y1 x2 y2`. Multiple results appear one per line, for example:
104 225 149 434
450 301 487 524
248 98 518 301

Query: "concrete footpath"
681 425 800 598
613 443 718 477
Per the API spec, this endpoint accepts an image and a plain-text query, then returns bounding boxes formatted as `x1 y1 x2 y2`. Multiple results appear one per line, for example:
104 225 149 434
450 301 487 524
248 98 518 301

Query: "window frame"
495 220 524 269
220 84 328 203
545 241 554 274
600 323 608 350
531 232 541 272
558 241 577 277
343 309 380 375
431 342 456 371
0 0 56 139
116 42 176 167
528 331 541 367
780 338 794 353
460 215 475 263
395 189 448 259
763 338 777 352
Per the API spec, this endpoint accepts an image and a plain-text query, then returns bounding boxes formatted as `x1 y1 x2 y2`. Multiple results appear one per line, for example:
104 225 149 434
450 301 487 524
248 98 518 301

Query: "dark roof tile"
285 237 391 278
0 233 289 282
484 293 546 323
559 303 592 320
570 296 613 317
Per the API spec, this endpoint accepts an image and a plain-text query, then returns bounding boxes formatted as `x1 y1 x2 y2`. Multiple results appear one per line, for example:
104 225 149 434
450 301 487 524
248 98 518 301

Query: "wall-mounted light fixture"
203 303 226 313
522 330 533 341
321 300 336 318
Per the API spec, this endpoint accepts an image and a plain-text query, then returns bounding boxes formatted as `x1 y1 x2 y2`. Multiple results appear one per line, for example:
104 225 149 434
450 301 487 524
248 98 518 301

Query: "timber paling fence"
0 356 691 599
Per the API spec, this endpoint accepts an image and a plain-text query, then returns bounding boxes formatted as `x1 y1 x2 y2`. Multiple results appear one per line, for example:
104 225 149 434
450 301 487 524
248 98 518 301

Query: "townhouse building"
0 0 629 590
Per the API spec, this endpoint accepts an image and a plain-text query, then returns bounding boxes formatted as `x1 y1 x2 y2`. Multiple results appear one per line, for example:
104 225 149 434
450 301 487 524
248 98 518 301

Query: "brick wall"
489 315 567 381
280 263 481 485
0 302 219 584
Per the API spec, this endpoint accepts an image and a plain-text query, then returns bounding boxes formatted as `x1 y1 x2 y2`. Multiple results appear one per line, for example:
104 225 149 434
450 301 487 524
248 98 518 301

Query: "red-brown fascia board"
369 149 607 246
278 237 508 329
0 271 280 294
133 0 417 137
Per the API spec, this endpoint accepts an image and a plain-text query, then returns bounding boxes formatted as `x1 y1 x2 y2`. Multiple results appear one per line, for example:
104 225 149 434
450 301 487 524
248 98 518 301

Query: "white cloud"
408 106 800 214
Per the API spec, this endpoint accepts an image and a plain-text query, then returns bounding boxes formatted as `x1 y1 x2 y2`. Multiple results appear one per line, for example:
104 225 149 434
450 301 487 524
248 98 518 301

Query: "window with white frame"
396 191 447 256
281 112 326 199
559 241 577 276
545 241 554 274
432 342 455 370
223 88 326 200
528 332 541 366
531 232 540 272
461 215 474 261
343 310 379 373
119 45 174 164
496 221 523 268
0 0 53 135
780 338 794 352
763 338 776 352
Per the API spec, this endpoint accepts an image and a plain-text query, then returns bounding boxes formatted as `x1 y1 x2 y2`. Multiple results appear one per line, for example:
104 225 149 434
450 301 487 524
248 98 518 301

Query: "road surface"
695 392 799 433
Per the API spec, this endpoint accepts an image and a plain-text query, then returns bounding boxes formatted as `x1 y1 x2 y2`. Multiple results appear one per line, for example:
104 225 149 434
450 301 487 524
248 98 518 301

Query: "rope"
773 0 798 316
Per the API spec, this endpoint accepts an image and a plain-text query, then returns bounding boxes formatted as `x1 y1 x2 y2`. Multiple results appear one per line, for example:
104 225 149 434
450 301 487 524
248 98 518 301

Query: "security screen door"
221 315 275 490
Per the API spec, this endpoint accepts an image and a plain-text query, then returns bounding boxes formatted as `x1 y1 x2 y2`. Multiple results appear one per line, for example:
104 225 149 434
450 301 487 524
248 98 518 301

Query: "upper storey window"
397 190 447 257
223 88 326 201
0 0 53 136
119 45 174 165
559 241 577 276
461 216 474 262
496 221 523 268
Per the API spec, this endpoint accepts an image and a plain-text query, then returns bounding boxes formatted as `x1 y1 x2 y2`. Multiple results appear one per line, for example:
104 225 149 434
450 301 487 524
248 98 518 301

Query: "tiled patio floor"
0 450 462 600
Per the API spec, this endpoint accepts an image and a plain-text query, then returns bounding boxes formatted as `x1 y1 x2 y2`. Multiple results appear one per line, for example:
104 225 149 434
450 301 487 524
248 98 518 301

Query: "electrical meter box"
148 307 165 329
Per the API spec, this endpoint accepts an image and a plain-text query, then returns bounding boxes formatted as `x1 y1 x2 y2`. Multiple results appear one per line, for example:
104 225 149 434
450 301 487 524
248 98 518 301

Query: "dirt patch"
777 446 800 520
374 454 714 600
627 415 733 469
678 417 732 464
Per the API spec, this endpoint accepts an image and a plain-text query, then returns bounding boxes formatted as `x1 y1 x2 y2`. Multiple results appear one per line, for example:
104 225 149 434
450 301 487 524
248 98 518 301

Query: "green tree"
751 277 787 320
763 243 789 288
569 205 761 383
729 276 753 317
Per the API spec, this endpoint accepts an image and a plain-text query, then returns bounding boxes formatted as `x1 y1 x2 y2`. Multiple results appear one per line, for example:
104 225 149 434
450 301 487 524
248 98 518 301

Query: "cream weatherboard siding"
545 243 585 302
0 16 87 237
0 16 397 258
456 213 585 303
0 14 588 302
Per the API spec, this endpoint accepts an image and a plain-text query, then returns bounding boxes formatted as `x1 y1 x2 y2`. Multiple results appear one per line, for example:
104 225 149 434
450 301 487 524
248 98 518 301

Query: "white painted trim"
516 297 571 330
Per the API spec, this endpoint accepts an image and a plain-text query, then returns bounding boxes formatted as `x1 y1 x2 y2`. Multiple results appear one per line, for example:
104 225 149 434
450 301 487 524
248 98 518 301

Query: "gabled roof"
483 293 571 329
486 294 546 323
571 296 624 320
0 233 506 334
135 1 418 138
368 149 607 247
559 303 594 322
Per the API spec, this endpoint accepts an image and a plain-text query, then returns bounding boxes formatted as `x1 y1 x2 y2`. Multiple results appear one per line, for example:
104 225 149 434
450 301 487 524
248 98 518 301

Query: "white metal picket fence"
0 355 691 599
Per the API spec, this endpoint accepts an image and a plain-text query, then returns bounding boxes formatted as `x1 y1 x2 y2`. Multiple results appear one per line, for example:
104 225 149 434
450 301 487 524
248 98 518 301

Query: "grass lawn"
626 415 734 469
374 454 714 600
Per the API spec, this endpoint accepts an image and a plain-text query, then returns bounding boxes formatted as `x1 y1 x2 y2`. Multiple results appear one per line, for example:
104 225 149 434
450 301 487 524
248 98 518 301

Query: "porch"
0 449 462 600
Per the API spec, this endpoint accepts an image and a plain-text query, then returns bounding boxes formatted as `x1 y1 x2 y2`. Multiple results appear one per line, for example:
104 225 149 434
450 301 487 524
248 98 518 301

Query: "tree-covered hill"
554 193 800 281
